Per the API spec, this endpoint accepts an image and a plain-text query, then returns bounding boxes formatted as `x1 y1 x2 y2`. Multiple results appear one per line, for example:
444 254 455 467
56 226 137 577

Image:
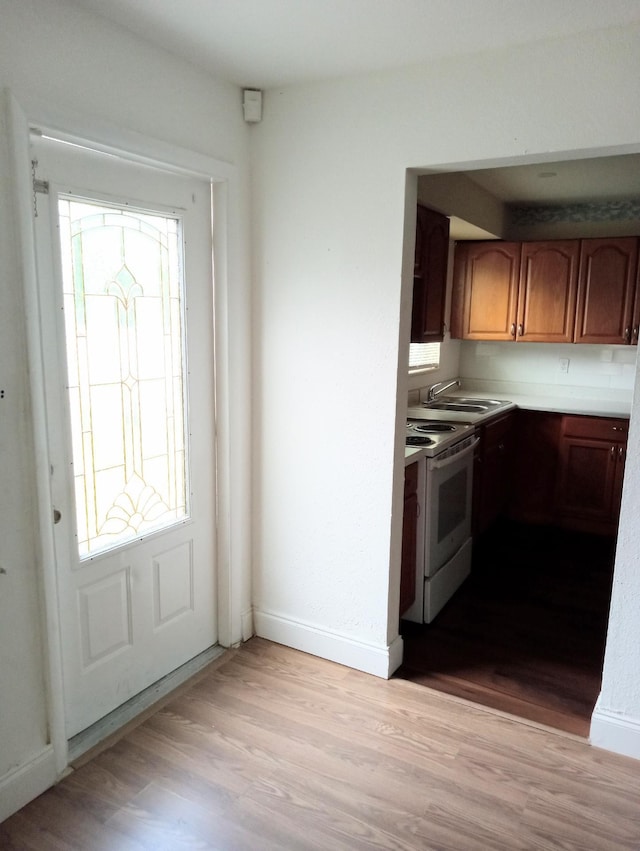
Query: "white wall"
251 21 640 744
0 0 252 819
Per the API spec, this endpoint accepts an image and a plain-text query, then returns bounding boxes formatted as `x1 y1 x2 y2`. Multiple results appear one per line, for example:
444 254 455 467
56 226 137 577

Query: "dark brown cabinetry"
510 410 562 525
508 411 628 536
452 240 579 343
518 241 579 343
555 416 627 535
451 241 520 340
473 411 515 536
452 236 640 345
411 205 449 343
574 237 639 344
400 462 419 615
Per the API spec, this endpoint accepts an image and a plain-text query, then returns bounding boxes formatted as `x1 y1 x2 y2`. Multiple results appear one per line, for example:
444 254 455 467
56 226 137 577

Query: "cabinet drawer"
562 415 628 441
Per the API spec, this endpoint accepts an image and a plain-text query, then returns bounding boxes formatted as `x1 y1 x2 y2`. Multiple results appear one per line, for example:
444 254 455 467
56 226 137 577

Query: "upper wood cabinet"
411 205 449 343
452 236 640 344
451 240 578 342
450 241 520 340
574 237 639 345
518 241 579 343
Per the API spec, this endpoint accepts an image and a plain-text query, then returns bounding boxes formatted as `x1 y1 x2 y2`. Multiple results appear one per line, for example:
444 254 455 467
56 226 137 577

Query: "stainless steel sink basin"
422 396 507 412
424 402 489 412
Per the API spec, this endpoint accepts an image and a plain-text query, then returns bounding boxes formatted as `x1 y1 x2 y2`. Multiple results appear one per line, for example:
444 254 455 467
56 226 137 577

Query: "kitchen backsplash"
409 340 637 405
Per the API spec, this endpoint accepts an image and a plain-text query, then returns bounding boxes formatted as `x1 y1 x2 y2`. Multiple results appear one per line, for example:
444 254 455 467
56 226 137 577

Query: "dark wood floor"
4 637 640 850
398 519 616 737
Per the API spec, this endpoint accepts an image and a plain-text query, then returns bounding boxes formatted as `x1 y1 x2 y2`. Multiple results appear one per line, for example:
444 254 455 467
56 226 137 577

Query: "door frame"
7 90 246 777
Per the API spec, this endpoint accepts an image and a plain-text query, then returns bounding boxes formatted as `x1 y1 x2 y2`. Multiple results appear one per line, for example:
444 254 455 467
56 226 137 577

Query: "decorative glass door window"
57 197 189 558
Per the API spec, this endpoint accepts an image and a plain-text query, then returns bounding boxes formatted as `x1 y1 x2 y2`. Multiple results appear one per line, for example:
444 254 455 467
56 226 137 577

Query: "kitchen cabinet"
411 204 449 343
510 410 561 525
400 462 419 615
452 236 639 345
451 240 579 342
555 415 628 535
518 241 579 343
574 237 639 344
473 411 515 536
451 241 520 340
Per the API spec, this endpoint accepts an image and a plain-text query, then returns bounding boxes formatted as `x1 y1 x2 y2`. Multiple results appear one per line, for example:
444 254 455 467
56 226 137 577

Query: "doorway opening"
397 152 639 736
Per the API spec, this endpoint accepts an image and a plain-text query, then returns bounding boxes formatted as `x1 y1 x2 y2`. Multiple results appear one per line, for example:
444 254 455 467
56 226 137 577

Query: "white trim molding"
590 697 640 761
0 747 58 824
254 609 404 679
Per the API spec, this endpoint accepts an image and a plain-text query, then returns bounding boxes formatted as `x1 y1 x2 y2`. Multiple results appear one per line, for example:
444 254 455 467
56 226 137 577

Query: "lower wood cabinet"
555 415 627 535
400 462 419 616
510 410 562 525
473 411 515 536
508 411 628 536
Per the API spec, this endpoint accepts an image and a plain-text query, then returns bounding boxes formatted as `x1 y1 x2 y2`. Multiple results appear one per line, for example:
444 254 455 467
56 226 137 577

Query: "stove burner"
406 435 435 446
413 423 456 433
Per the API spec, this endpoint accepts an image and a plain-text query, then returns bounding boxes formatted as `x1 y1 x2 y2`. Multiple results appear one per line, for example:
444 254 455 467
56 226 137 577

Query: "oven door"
424 437 478 576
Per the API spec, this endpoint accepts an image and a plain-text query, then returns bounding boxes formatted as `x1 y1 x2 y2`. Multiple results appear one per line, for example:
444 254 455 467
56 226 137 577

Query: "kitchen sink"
425 402 488 412
422 396 506 412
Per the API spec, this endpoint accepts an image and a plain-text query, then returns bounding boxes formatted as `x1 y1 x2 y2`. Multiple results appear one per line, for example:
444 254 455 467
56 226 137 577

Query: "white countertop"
404 385 631 464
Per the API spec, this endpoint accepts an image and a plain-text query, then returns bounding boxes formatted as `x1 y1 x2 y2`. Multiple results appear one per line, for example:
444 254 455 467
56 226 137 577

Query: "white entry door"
32 135 218 737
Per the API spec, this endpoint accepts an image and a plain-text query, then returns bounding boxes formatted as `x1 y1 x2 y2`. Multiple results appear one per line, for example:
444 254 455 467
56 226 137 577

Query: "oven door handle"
430 436 480 470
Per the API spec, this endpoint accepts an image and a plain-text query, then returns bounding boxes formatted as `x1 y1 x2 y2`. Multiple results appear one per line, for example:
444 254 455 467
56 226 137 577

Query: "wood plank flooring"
399 520 615 737
3 635 640 849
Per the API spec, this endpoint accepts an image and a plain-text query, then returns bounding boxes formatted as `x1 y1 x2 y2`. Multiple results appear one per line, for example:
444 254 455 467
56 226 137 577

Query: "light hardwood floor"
3 637 640 850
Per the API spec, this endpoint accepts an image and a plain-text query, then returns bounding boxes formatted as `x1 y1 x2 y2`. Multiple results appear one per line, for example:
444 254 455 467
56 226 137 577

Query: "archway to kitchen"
395 152 640 737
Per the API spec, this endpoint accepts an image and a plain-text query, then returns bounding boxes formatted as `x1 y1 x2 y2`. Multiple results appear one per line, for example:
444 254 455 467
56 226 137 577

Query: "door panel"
33 136 217 736
517 241 579 342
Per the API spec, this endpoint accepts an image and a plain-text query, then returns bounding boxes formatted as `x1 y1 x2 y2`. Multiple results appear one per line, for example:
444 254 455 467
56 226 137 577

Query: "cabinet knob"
633 326 639 345
611 446 616 457
517 323 523 337
624 327 631 343
619 446 625 459
510 323 516 338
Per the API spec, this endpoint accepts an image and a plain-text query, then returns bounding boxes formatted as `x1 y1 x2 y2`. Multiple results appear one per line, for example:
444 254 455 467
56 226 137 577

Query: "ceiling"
67 1 640 210
462 154 640 206
68 0 640 90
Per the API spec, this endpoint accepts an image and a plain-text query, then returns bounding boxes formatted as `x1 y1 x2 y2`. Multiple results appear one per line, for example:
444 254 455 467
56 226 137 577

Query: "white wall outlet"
559 357 570 373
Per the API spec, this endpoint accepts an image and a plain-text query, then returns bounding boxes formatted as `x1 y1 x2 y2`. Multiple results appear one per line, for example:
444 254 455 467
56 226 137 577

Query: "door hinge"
31 158 49 217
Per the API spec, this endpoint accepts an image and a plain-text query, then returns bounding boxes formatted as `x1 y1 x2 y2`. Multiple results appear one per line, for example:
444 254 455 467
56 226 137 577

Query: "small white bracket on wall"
243 89 262 123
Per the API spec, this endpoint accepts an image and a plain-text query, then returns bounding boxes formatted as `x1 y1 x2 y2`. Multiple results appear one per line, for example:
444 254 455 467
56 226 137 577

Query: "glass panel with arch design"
57 197 189 558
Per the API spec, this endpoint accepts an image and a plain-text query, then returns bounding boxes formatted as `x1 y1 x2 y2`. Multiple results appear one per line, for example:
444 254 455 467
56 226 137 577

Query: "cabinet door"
517 241 579 343
574 237 638 344
633 257 640 345
400 463 419 616
510 410 561 525
410 205 449 343
473 412 514 536
451 242 521 340
555 415 628 534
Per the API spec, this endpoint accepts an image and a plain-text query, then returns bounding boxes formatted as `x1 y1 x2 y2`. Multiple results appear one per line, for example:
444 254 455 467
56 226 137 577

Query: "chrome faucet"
427 378 460 402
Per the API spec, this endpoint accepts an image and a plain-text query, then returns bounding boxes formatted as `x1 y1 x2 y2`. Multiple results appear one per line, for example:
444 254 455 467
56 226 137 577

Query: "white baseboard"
590 698 640 761
241 607 254 642
0 746 58 823
254 609 404 679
